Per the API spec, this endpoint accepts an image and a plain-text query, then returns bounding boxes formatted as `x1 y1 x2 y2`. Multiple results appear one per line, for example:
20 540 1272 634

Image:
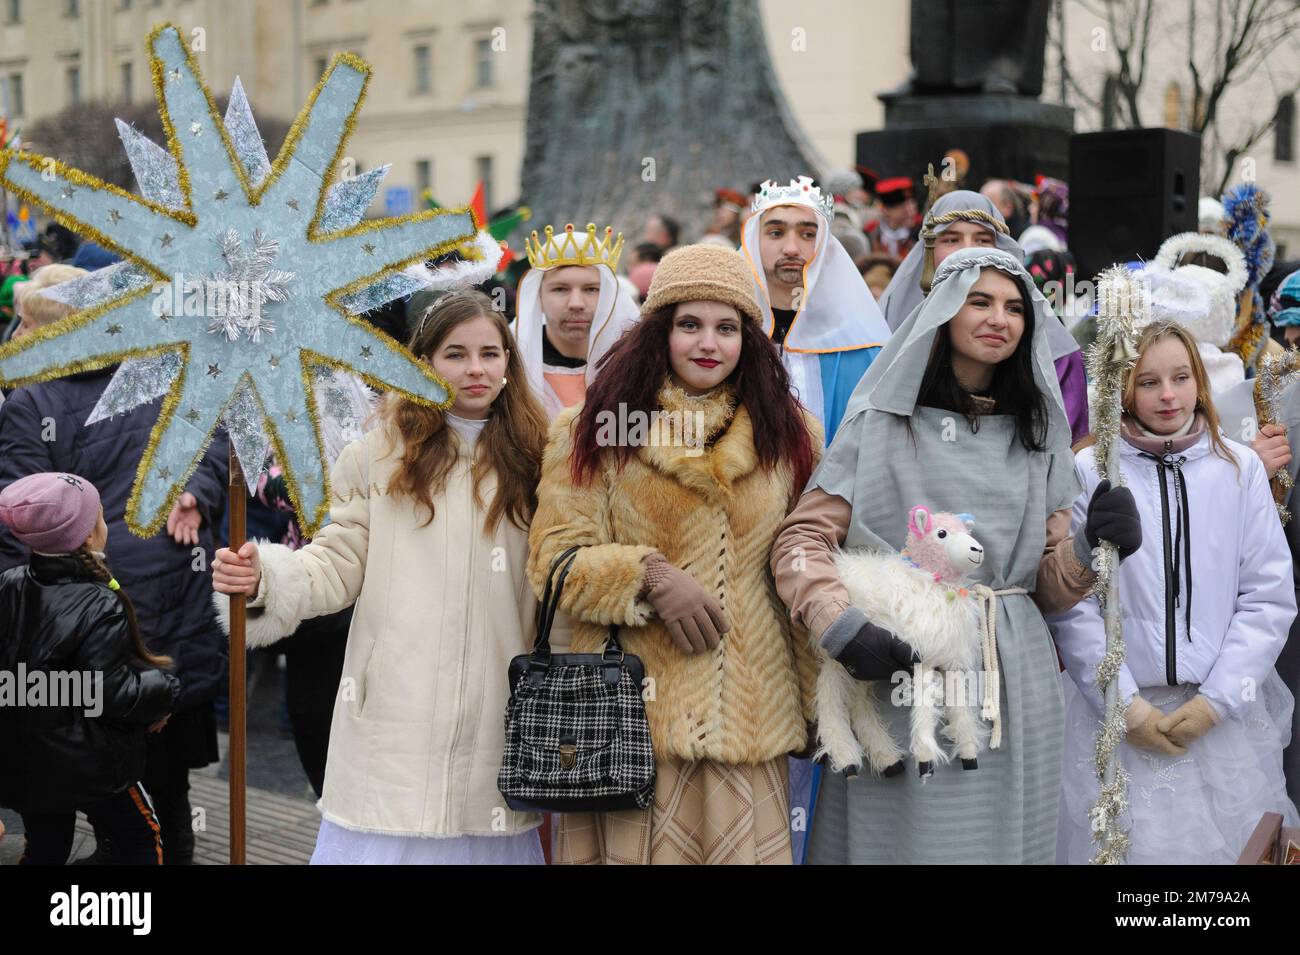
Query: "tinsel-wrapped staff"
1252 347 1300 524
1084 266 1145 865
0 25 499 862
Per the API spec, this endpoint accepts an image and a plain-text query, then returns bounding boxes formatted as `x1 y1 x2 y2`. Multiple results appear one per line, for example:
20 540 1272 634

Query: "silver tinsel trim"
223 77 272 189
1085 267 1146 866
115 118 185 210
339 269 428 315
1255 347 1300 523
40 261 153 309
320 165 390 234
85 352 185 425
222 377 272 493
202 228 296 343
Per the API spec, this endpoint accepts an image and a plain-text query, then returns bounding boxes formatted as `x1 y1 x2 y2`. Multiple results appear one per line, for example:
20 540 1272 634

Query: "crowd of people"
2 164 1300 866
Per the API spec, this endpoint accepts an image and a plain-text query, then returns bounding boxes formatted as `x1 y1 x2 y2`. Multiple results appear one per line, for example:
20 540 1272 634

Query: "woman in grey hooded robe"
771 247 1140 863
879 190 1091 444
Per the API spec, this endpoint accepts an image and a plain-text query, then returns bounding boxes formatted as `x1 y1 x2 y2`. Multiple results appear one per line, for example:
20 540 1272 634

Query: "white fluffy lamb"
816 505 991 779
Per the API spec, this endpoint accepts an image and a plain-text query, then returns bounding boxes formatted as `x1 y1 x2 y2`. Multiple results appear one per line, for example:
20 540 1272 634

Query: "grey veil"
811 246 1081 553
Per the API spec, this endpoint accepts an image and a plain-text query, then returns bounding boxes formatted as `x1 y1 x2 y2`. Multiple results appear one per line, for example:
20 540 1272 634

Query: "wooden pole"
227 447 247 865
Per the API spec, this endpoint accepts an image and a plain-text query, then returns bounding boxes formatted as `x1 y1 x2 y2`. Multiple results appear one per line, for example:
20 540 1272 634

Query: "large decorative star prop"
0 24 498 537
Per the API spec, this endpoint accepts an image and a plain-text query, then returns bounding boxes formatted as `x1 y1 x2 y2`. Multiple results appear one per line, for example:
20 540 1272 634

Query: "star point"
0 26 470 538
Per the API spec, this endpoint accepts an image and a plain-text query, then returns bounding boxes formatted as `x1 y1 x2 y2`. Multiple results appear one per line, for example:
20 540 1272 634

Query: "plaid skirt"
553 758 792 865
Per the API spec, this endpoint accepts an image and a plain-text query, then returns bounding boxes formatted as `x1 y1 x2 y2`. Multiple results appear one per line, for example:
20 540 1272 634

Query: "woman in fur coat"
1050 320 1299 864
528 244 824 864
211 291 551 864
771 248 1140 863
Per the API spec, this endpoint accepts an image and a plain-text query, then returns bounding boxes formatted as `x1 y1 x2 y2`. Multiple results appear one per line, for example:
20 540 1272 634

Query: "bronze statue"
895 0 1051 97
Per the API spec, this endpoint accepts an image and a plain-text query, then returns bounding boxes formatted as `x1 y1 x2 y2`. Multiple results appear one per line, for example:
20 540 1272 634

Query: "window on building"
1101 74 1120 130
1163 82 1183 129
6 0 20 25
67 65 81 106
1276 95 1296 163
5 73 23 117
121 61 133 102
476 155 493 213
475 38 493 89
415 159 432 195
314 56 328 80
119 0 132 9
66 0 78 16
413 44 431 94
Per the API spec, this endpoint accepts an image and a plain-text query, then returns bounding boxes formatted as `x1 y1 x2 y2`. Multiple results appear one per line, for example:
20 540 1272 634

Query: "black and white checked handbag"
497 545 656 813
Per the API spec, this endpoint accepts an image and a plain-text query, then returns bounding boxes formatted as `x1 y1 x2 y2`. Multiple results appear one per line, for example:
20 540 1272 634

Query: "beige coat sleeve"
213 438 371 647
771 487 854 642
1033 507 1096 615
527 410 657 627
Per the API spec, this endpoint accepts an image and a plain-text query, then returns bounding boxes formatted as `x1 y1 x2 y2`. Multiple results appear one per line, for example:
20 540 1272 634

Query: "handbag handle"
534 545 580 655
536 545 581 641
529 545 626 679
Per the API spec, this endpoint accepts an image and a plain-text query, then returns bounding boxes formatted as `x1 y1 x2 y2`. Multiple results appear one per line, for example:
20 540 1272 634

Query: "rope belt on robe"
967 584 1029 750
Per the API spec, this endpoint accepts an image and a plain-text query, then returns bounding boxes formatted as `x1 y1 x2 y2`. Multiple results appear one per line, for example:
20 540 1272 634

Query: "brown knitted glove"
640 553 731 654
1125 696 1187 756
1157 694 1220 747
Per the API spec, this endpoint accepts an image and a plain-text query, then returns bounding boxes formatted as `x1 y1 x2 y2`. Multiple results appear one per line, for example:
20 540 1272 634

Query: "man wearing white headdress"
740 176 892 442
740 176 892 865
513 223 641 421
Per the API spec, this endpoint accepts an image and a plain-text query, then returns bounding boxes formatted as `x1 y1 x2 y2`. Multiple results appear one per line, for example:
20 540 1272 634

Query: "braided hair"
73 547 173 669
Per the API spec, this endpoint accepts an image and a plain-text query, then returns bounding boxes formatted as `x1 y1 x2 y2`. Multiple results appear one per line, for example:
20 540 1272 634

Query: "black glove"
1083 479 1142 560
835 619 920 682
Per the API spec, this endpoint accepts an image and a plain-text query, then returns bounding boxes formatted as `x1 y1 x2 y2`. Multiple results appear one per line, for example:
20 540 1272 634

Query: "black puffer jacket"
0 555 180 813
0 367 229 711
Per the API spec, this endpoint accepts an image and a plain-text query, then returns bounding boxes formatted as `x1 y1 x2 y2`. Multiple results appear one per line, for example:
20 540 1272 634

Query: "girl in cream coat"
213 291 551 864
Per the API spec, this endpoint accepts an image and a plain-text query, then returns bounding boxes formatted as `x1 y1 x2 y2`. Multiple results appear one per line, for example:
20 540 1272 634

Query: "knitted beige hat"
641 244 762 323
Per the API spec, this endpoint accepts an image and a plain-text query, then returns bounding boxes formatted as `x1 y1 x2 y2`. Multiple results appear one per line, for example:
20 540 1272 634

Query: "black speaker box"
1069 128 1201 278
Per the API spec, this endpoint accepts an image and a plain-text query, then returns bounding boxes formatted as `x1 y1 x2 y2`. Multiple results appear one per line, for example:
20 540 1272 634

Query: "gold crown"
525 222 624 271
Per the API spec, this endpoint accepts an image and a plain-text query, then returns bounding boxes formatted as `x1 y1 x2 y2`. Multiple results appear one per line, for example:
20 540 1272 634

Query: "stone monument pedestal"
856 94 1074 186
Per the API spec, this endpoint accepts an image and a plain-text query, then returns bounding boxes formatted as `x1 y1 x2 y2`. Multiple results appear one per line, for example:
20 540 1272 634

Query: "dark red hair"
569 307 815 489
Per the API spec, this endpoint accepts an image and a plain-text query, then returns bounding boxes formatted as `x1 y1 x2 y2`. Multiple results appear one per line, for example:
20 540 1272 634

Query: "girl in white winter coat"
1050 319 1300 864
211 290 551 865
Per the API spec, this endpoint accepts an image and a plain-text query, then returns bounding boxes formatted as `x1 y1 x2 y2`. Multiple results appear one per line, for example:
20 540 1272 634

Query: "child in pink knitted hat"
0 472 179 865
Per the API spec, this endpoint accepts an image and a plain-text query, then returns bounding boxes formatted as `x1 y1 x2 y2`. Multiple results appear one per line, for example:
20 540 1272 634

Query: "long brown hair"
385 289 548 532
1121 319 1239 472
73 547 173 668
569 305 815 488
